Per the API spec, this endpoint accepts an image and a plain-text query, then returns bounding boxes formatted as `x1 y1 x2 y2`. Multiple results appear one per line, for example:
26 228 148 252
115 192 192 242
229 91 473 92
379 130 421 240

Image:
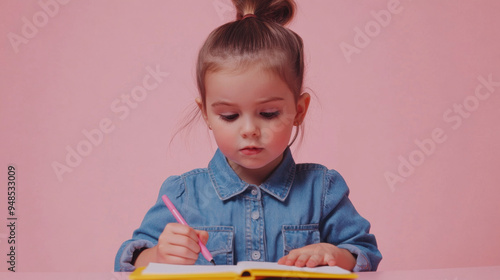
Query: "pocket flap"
193 226 234 265
282 224 320 255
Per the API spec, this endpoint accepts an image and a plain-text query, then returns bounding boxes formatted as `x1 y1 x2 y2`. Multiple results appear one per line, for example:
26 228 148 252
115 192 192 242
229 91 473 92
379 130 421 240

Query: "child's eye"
220 114 239 121
260 111 280 119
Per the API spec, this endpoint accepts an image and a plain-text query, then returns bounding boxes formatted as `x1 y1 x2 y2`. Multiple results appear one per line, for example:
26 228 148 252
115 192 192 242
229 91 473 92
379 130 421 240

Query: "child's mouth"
240 147 263 155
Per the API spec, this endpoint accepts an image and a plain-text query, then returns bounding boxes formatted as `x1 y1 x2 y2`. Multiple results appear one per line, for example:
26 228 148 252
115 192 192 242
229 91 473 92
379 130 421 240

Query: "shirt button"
251 251 261 260
251 211 260 220
251 189 258 195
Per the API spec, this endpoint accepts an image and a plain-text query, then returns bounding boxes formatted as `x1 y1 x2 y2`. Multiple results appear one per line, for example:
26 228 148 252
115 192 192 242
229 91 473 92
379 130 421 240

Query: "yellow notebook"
130 261 357 280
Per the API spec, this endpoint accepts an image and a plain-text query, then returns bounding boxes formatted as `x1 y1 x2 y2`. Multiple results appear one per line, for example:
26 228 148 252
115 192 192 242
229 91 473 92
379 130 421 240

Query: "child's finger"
305 254 322 267
195 230 209 245
283 251 299 266
167 223 200 242
293 254 311 267
165 233 201 254
280 253 301 266
277 255 288 265
324 253 336 266
162 243 200 261
158 250 197 265
160 224 202 255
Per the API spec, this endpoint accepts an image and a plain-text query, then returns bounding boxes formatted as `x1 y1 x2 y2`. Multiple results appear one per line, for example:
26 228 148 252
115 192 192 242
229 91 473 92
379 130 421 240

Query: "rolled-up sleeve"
115 239 154 272
114 176 185 271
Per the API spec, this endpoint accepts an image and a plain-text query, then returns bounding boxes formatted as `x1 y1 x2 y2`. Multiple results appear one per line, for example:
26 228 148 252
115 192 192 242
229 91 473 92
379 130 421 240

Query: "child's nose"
241 118 260 138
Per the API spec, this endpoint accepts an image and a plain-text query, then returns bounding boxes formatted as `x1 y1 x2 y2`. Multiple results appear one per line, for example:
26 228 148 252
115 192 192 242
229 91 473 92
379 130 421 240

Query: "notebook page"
236 261 352 274
142 263 240 275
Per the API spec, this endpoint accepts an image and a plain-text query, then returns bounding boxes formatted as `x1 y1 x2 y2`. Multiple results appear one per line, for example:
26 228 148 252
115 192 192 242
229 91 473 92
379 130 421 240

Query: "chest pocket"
282 224 320 255
193 226 234 265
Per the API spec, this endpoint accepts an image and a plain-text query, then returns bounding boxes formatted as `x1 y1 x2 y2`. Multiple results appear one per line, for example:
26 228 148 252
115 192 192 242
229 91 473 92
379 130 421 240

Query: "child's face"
198 64 309 182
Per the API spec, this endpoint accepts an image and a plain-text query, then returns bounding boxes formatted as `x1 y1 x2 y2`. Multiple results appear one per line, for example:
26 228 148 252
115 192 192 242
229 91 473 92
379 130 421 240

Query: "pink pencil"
161 194 216 265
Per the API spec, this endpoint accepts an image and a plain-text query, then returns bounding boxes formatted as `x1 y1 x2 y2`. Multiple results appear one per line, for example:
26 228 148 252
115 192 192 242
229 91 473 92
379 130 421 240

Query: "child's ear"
195 97 210 126
294 92 310 125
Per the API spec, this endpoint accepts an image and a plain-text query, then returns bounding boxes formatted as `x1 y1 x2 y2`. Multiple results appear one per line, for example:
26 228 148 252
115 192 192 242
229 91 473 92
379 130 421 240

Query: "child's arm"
277 169 382 272
114 175 193 271
277 243 355 271
314 170 382 271
134 223 209 267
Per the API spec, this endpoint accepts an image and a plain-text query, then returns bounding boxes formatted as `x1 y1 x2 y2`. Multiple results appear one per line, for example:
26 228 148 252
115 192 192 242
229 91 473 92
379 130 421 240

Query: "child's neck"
227 154 284 186
237 169 268 186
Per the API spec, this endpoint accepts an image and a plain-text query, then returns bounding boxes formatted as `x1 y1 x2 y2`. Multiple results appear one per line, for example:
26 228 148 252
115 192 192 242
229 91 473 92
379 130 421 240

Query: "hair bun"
233 0 296 26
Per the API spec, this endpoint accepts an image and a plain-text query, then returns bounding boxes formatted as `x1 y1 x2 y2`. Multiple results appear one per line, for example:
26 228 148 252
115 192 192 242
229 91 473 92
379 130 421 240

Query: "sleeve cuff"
337 244 371 272
119 240 154 272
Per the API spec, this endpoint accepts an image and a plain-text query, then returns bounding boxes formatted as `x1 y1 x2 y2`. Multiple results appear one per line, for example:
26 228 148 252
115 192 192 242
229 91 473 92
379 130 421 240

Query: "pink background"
1 0 500 273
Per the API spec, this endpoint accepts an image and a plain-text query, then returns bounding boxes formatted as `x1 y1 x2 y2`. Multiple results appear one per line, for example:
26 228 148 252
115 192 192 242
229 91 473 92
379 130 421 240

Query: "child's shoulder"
295 162 328 172
294 162 348 188
161 167 209 183
180 167 209 178
295 162 343 177
155 167 211 200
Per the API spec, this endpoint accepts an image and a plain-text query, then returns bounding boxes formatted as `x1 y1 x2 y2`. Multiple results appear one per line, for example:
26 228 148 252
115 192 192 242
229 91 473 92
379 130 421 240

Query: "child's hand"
155 223 209 265
277 243 356 271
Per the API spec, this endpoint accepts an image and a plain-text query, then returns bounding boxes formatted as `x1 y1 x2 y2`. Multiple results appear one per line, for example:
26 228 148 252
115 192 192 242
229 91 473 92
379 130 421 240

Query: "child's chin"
230 158 270 170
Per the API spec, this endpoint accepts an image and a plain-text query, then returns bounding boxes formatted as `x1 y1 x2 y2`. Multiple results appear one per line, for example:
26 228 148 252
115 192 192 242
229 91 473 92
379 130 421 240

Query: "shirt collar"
208 147 296 202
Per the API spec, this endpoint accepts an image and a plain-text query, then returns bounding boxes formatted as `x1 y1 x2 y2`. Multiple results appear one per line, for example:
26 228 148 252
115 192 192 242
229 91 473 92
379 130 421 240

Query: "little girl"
115 0 381 272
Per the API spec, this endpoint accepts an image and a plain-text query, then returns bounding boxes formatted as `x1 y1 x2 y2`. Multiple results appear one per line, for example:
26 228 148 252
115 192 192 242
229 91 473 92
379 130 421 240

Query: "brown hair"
172 0 306 146
197 0 304 107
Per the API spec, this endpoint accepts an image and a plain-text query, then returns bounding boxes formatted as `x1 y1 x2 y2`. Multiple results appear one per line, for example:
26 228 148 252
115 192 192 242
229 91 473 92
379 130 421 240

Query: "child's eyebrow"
211 97 284 107
257 97 285 104
211 101 234 107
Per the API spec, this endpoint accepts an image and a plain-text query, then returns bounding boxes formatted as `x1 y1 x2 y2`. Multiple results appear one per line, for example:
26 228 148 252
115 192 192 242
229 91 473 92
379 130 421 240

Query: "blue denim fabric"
115 147 382 272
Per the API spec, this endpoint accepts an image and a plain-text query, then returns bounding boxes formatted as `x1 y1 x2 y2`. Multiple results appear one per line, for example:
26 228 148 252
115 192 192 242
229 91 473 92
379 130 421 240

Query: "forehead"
204 65 293 103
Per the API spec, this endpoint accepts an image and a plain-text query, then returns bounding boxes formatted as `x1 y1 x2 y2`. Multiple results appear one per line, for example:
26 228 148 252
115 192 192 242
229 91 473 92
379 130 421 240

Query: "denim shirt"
115 148 382 272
